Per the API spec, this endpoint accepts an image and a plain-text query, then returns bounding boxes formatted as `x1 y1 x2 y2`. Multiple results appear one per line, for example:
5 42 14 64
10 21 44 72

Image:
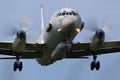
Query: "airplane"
0 5 120 72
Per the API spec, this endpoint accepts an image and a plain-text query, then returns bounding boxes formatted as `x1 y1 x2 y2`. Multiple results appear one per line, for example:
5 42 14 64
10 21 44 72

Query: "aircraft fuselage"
37 8 84 65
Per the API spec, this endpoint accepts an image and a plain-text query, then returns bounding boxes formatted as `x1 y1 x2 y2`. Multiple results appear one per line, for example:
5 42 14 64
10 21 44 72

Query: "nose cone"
63 17 75 27
96 29 105 39
17 30 26 38
97 29 104 35
62 17 76 31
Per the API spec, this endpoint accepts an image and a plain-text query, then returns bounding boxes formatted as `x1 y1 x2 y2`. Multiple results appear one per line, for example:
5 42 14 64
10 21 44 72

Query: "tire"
96 61 100 70
13 62 17 71
90 61 95 71
19 62 23 71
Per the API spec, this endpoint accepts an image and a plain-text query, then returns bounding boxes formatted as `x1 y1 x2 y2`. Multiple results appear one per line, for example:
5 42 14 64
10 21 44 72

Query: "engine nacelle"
90 29 105 52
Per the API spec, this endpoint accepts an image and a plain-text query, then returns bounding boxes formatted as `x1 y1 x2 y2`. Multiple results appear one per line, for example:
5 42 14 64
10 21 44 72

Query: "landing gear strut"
13 54 23 71
65 41 72 55
90 54 100 71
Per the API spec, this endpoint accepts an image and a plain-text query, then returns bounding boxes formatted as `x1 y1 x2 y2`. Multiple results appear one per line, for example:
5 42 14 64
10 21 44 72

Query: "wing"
0 41 45 59
66 41 120 58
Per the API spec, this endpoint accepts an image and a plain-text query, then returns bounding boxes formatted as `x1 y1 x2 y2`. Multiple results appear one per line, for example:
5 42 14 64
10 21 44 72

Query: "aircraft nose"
68 18 75 25
59 16 80 33
62 17 75 28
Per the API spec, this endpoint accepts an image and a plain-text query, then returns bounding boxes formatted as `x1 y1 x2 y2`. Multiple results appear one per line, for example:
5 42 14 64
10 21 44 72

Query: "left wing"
66 41 120 58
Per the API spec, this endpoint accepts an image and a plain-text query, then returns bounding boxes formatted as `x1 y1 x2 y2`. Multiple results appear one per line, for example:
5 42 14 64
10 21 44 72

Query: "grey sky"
0 0 120 80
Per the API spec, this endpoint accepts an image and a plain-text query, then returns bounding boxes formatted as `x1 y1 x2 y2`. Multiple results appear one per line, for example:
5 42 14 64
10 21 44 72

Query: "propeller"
2 16 33 37
2 23 18 37
86 17 113 32
84 17 114 41
85 17 99 32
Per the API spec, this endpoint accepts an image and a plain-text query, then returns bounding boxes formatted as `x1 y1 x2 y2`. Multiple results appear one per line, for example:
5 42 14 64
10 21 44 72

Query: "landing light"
58 28 62 32
41 39 45 44
76 28 80 33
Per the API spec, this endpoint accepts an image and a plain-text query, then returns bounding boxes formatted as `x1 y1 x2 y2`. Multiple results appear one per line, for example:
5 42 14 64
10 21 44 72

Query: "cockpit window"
56 10 78 16
57 12 61 16
62 12 65 15
69 12 72 15
71 11 78 16
72 11 75 15
66 12 69 15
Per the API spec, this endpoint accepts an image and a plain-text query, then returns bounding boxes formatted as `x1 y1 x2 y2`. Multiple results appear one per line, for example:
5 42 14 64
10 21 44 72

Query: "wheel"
90 61 95 71
95 61 100 70
19 62 23 71
13 62 17 71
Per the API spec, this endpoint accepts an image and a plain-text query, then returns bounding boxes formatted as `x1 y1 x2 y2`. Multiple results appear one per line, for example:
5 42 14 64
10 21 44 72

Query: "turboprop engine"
90 29 105 52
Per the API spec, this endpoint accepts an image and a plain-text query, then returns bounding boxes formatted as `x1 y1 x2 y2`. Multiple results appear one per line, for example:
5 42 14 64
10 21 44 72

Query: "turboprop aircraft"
0 6 120 71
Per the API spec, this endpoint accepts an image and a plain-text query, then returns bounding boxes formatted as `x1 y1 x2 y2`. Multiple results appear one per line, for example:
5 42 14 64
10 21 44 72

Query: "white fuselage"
37 8 84 65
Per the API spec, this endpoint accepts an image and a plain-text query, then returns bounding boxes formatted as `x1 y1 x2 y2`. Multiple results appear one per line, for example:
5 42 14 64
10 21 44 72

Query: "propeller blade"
85 17 99 32
2 22 18 37
18 16 34 31
27 30 40 42
101 17 118 40
82 17 99 41
2 16 33 38
101 18 114 32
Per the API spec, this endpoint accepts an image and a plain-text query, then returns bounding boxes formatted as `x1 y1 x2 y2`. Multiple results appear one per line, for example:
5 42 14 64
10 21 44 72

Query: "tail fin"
40 4 45 33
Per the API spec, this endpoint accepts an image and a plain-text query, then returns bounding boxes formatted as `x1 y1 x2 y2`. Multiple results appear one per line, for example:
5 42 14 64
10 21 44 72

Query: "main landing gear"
13 54 23 71
90 54 100 71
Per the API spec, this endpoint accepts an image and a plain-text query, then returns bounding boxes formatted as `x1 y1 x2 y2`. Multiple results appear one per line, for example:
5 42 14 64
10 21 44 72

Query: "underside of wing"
0 41 45 59
66 41 120 58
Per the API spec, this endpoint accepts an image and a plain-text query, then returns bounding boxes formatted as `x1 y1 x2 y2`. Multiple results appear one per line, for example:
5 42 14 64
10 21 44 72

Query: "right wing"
0 41 46 59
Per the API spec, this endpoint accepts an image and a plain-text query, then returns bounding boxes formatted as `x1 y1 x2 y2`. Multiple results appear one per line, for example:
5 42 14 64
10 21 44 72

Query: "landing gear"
90 61 100 71
13 54 23 71
90 54 100 71
65 41 72 55
13 61 23 71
